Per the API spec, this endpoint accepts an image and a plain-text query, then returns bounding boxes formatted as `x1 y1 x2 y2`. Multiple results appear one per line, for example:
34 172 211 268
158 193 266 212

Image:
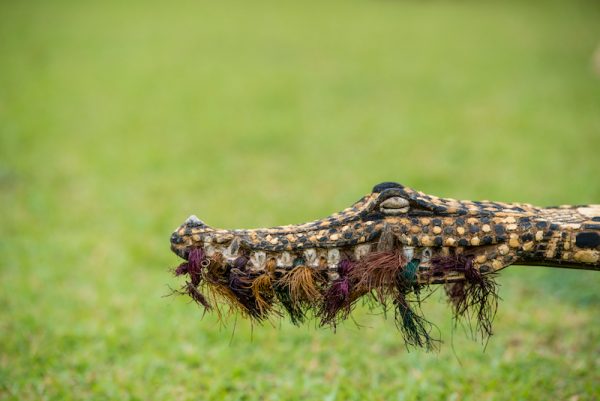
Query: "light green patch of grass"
1 0 599 399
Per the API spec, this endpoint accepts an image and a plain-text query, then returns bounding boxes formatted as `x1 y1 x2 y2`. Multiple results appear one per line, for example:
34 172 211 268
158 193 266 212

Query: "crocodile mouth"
169 182 600 349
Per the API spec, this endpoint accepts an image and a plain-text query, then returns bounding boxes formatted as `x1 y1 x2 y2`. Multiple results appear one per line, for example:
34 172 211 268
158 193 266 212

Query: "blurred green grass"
1 0 600 399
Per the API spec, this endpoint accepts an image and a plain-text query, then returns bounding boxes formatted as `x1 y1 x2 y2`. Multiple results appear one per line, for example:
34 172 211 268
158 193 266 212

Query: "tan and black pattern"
171 182 599 278
169 182 599 347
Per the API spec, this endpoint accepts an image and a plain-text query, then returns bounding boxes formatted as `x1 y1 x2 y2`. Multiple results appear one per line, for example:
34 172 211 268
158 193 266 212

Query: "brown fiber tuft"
349 250 407 303
278 265 323 305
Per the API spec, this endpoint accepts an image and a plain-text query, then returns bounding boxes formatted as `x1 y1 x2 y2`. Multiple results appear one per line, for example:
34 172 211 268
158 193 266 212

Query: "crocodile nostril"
170 232 185 244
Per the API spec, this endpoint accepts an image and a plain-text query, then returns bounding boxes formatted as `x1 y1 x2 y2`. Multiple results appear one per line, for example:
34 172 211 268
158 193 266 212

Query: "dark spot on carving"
432 218 442 226
521 233 534 242
444 226 454 235
343 232 352 239
496 235 507 242
481 217 490 224
583 223 600 230
410 210 434 216
455 217 465 226
480 265 491 273
575 232 600 249
293 257 305 267
434 236 443 246
421 226 429 234
469 225 479 234
536 221 548 229
494 225 505 235
171 232 184 244
458 238 469 247
549 223 559 231
592 217 600 222
433 206 447 214
482 236 493 245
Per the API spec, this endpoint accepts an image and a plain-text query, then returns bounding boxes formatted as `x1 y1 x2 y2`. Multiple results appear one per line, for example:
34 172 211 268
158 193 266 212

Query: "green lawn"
1 0 600 399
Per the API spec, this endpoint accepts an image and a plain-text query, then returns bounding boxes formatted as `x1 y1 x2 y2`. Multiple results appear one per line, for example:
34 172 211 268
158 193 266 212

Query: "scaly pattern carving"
169 182 599 348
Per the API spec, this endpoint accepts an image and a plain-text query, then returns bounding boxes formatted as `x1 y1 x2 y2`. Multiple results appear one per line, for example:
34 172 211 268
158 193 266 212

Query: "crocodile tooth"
223 238 240 260
276 252 293 268
327 249 340 269
203 239 216 256
420 247 432 263
403 246 414 261
249 251 266 270
354 244 371 260
328 271 340 281
303 249 318 267
205 245 217 257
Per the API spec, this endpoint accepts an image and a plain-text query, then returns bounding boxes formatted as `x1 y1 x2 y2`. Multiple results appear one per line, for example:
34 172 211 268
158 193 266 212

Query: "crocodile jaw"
170 184 600 284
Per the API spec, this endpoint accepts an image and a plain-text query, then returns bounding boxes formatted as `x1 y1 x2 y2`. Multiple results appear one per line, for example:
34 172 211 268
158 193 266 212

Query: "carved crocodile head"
169 182 599 347
171 181 600 282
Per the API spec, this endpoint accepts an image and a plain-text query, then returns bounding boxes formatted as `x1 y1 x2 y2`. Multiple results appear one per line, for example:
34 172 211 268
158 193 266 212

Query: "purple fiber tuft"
233 255 249 270
337 259 354 276
319 259 355 325
187 248 206 286
175 262 189 276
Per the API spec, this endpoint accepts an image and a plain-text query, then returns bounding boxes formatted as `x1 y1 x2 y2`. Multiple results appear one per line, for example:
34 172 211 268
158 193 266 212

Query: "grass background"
1 0 600 399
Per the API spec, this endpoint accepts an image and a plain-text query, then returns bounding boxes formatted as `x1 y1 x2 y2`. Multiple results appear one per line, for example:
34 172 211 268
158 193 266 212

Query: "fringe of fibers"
433 254 499 341
317 259 355 326
173 245 498 350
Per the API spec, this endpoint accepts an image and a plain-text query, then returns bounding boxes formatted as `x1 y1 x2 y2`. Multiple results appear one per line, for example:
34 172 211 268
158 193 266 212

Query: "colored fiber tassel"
394 258 438 350
433 255 499 340
394 295 437 350
350 250 408 304
318 259 355 326
273 277 306 325
185 281 211 310
279 262 323 305
173 248 212 309
250 259 277 317
228 268 265 320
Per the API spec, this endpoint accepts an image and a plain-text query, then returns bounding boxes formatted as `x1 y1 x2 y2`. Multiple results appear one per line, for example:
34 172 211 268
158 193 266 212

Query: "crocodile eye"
380 196 410 215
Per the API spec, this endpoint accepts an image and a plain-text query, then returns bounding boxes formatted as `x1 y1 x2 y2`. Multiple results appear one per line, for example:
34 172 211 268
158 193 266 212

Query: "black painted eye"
380 196 410 215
